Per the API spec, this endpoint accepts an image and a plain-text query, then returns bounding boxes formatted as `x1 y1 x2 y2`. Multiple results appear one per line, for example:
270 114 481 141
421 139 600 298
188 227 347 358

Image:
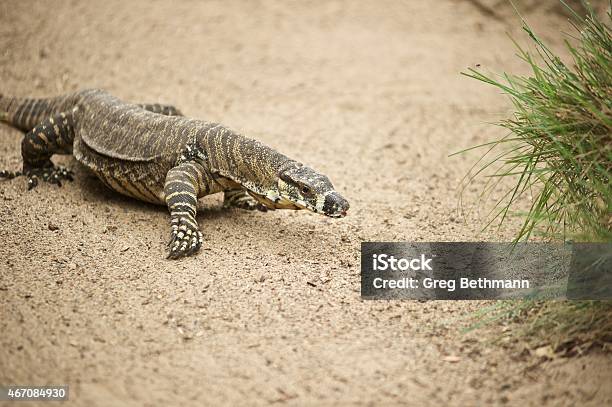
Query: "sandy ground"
0 1 610 406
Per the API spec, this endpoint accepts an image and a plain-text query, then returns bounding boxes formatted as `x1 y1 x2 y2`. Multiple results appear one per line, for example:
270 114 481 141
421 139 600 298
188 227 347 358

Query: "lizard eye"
301 185 311 195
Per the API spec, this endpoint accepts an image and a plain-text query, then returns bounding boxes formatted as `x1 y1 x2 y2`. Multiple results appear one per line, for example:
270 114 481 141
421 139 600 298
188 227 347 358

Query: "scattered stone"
48 223 60 231
442 355 461 363
178 327 193 340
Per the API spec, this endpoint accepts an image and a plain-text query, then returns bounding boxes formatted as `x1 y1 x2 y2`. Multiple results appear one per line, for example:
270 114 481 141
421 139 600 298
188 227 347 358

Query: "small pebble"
443 355 461 363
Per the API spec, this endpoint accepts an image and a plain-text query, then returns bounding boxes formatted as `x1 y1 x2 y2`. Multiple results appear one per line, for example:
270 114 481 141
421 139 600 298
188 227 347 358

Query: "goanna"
0 89 349 259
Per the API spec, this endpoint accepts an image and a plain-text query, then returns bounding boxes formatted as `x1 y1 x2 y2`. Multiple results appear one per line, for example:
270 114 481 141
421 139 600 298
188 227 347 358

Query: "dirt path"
1 1 610 405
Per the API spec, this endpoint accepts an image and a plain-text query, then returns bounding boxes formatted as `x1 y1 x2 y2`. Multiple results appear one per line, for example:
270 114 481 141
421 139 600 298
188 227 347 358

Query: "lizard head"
275 165 349 218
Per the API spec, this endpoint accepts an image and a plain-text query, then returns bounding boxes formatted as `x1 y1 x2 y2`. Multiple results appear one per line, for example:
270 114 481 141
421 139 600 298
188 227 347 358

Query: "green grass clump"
456 2 612 356
460 3 611 242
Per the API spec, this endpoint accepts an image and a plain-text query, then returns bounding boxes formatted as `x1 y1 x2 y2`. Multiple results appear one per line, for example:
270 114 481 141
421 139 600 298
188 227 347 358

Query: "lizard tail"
0 92 76 132
0 94 6 122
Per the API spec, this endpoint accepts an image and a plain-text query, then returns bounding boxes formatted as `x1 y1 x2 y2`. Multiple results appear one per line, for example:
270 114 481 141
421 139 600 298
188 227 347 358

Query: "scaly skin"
0 89 349 259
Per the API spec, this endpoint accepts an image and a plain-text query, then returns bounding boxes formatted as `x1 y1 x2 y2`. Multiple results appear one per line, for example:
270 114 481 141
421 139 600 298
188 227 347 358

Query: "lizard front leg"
223 189 268 211
164 160 214 259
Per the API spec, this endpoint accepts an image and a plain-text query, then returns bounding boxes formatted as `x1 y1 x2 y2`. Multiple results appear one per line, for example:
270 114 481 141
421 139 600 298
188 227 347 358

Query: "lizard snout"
323 192 349 218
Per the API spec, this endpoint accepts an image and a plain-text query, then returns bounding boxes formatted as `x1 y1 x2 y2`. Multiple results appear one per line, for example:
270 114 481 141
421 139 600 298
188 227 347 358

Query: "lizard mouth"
275 197 304 210
325 210 348 218
251 192 305 210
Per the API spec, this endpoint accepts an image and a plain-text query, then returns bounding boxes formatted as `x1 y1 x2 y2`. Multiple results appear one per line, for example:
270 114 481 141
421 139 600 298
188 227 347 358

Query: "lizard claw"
28 175 39 190
0 169 23 180
167 216 203 259
25 166 74 190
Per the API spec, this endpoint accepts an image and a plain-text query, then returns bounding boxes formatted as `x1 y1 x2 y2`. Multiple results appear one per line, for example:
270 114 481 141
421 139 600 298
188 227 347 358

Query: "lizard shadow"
74 165 318 248
74 165 257 222
75 170 163 215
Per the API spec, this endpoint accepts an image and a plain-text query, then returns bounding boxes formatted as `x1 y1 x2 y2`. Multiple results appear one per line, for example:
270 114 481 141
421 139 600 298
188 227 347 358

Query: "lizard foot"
0 166 73 189
167 216 203 259
25 166 74 190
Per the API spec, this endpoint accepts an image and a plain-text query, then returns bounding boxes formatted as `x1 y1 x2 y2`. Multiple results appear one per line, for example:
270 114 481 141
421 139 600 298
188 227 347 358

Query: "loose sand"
1 1 610 405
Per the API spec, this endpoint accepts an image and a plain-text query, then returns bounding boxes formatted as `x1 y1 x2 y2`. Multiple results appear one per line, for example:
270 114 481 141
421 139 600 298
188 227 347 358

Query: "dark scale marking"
21 99 35 130
169 202 197 216
132 181 160 203
14 99 31 130
96 174 115 191
99 172 124 195
5 97 16 119
29 99 45 127
25 99 39 129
